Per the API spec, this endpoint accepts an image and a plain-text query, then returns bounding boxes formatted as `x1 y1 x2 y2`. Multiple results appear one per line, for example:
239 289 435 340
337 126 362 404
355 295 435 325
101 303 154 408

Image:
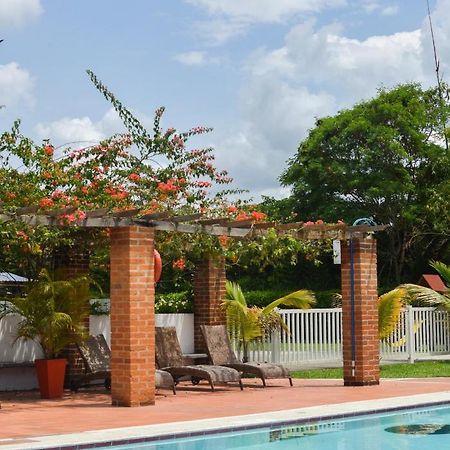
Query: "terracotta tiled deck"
1 377 450 442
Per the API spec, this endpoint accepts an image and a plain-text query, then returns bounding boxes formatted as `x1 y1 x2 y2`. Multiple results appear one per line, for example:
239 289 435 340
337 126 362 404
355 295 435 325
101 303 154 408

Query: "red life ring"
154 249 162 283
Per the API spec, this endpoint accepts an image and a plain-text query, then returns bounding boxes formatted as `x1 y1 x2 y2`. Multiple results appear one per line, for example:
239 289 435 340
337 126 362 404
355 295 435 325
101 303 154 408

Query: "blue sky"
1 0 448 200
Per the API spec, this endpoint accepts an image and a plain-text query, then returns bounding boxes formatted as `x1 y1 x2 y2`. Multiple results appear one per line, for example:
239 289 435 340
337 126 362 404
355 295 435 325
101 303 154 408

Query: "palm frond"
400 283 450 309
262 290 316 315
225 281 247 307
378 288 407 340
430 260 450 288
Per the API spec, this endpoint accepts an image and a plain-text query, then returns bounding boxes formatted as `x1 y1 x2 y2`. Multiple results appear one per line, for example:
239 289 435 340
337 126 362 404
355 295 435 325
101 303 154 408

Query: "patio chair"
155 326 243 391
201 325 293 387
71 334 176 394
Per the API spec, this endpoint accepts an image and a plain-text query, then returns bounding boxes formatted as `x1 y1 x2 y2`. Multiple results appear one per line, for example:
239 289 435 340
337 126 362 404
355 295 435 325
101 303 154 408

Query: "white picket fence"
230 307 450 369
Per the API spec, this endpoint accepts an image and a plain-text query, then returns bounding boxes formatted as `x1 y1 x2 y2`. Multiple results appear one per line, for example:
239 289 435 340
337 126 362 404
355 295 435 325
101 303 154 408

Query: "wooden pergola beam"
0 212 388 240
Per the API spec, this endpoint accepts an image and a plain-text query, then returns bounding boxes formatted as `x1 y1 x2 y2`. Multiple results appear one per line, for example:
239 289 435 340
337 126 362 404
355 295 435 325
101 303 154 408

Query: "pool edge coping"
3 390 450 449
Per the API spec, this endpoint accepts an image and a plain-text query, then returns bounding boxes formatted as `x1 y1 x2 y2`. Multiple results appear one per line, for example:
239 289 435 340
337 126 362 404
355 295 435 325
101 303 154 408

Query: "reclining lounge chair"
72 334 176 394
155 326 243 391
201 324 293 387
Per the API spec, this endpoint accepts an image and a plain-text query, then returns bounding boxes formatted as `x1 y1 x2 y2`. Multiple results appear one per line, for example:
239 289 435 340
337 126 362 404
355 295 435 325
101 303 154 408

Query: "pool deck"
1 377 450 449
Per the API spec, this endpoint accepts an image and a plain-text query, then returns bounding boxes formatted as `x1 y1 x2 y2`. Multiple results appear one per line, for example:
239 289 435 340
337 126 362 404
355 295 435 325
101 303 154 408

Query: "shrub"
155 291 193 313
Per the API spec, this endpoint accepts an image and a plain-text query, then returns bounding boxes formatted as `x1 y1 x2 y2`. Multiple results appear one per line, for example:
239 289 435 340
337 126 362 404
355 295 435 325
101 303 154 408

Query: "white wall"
89 313 194 354
1 313 195 391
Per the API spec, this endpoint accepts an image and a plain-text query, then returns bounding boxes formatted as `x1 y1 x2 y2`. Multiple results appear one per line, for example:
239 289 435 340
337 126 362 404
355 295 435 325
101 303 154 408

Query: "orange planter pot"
34 358 67 399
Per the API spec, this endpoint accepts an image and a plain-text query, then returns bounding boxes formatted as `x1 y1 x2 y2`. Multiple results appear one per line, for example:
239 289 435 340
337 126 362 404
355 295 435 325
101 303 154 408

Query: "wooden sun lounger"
201 325 293 387
155 327 243 391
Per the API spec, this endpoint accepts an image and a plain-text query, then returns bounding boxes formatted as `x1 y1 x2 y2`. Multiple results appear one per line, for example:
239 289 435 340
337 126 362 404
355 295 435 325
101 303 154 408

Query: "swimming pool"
92 404 450 449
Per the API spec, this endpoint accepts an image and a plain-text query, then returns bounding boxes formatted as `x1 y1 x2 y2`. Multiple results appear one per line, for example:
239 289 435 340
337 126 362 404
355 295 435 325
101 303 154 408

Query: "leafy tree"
281 83 450 283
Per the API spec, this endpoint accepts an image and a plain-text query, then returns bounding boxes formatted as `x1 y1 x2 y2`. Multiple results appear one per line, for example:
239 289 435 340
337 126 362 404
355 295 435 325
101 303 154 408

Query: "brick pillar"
193 257 226 352
110 226 155 407
55 247 90 387
341 238 379 386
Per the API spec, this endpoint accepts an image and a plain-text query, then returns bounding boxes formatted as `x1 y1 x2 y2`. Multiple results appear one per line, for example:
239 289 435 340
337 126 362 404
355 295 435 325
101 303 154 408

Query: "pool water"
97 405 450 449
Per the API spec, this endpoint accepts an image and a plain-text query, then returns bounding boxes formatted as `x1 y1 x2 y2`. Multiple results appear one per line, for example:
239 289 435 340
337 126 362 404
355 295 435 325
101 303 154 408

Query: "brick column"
193 257 226 352
110 226 155 407
341 238 379 386
55 246 90 387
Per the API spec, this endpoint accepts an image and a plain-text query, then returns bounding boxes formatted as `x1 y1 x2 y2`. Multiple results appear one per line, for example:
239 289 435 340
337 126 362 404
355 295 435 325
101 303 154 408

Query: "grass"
291 361 450 379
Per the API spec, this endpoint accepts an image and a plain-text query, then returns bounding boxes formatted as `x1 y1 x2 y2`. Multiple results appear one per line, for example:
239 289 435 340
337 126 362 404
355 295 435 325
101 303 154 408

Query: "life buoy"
154 249 162 283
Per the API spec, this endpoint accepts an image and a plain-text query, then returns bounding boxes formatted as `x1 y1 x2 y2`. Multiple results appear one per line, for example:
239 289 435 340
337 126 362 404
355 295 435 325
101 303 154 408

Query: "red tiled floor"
1 378 450 440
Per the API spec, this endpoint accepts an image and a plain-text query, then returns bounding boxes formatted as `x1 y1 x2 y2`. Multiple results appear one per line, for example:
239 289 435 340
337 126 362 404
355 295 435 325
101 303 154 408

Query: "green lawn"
291 361 450 379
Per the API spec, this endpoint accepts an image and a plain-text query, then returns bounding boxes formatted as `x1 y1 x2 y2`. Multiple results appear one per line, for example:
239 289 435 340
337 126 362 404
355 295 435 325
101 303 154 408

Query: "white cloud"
187 0 346 44
175 51 206 66
0 62 35 108
212 5 449 199
0 0 43 29
34 108 124 145
187 0 346 23
381 5 399 16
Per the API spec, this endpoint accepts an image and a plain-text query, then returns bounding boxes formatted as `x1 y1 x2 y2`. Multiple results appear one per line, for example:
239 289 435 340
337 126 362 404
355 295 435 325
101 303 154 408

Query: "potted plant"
0 269 90 398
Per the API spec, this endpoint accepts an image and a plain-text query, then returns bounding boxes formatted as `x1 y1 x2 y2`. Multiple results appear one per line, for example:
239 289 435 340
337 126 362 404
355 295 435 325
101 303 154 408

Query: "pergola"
0 207 386 406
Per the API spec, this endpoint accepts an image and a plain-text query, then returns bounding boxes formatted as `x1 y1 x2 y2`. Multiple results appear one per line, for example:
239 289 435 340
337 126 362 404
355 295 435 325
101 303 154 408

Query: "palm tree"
400 261 450 310
223 281 315 362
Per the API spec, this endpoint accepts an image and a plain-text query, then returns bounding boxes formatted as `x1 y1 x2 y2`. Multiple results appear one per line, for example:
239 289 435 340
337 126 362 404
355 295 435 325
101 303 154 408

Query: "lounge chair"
71 334 176 394
201 325 293 387
155 326 243 391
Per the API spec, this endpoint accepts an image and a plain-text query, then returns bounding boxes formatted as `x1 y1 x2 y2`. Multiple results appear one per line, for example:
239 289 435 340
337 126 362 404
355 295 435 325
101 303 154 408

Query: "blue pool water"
96 405 450 450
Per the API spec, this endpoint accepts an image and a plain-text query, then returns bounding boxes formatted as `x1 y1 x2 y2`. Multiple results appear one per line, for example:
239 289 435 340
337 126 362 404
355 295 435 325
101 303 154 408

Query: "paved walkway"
1 377 450 447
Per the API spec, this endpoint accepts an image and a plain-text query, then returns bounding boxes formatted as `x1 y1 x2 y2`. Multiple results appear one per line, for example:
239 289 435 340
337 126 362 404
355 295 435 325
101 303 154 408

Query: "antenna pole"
427 0 449 150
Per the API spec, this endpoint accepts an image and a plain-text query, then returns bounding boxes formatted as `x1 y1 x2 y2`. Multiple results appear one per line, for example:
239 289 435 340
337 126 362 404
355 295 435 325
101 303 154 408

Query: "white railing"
231 307 450 369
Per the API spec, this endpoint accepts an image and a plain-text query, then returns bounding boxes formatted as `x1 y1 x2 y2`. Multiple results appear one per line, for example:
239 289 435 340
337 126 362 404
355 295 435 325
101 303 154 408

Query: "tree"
281 83 450 284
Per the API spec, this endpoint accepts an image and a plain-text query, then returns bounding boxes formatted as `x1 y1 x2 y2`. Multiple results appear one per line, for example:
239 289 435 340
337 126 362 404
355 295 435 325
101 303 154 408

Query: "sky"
1 0 449 201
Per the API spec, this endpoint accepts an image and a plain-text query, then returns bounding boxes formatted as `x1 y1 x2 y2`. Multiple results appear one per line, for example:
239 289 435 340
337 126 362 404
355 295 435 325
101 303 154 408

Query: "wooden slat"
16 205 39 215
85 208 110 218
276 222 305 230
196 217 229 226
169 213 204 223
110 208 141 218
45 206 78 217
221 219 255 228
138 211 171 221
252 222 277 230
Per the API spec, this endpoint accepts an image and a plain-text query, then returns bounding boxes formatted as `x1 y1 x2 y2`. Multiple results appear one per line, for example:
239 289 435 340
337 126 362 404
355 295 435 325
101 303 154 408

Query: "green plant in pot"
0 269 90 398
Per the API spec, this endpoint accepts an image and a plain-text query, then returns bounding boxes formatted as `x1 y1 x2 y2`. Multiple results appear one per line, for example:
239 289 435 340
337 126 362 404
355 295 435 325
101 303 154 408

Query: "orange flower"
235 211 248 221
39 198 54 209
16 230 29 240
128 173 140 182
218 235 229 247
251 211 267 221
227 205 237 213
172 258 186 270
44 144 54 157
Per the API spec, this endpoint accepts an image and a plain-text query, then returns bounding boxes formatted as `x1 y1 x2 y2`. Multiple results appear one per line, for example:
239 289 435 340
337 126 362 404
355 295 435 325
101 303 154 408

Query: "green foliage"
155 291 193 313
281 83 450 283
400 260 450 311
223 281 315 362
0 270 90 359
378 288 407 340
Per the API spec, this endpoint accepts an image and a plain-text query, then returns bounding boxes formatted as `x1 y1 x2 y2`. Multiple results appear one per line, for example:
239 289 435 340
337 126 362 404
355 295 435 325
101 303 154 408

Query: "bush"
155 291 193 313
